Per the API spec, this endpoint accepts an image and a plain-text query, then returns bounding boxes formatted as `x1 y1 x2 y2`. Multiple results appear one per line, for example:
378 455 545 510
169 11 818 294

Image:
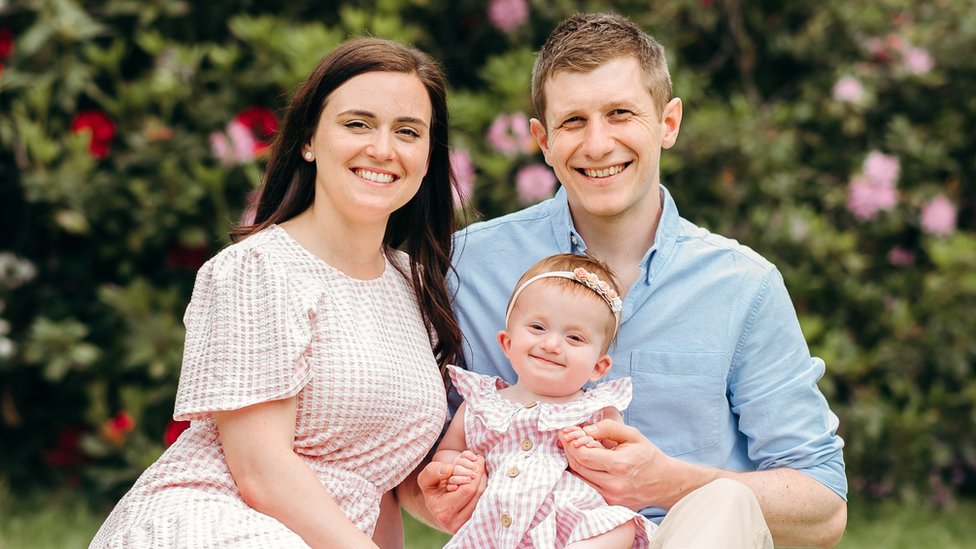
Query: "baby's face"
500 282 612 398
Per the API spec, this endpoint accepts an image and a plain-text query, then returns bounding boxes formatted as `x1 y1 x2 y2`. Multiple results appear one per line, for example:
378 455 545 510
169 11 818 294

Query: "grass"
2 482 975 549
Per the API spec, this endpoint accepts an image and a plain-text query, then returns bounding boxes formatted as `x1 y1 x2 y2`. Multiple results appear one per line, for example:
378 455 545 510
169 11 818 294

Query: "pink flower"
848 175 897 221
211 121 257 165
863 151 900 188
516 164 557 205
211 107 278 166
240 190 260 226
227 120 258 162
488 0 529 33
888 247 916 266
903 47 934 75
832 76 864 103
486 112 535 156
920 195 957 236
450 150 475 208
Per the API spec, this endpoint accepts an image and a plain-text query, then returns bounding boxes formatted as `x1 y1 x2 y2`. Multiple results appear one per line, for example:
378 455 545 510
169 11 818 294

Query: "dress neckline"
268 224 391 283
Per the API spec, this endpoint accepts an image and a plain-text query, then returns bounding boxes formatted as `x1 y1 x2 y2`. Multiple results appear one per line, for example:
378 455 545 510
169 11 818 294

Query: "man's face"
530 56 681 226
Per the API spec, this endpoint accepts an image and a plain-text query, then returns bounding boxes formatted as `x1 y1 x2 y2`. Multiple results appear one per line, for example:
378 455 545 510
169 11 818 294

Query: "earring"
304 151 313 161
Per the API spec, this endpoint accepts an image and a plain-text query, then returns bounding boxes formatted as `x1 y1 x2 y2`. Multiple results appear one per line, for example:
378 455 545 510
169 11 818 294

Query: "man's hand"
560 419 712 511
417 452 488 533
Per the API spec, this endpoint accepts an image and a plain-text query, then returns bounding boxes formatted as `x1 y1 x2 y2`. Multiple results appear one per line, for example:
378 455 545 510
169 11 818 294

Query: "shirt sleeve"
174 245 314 421
729 268 848 500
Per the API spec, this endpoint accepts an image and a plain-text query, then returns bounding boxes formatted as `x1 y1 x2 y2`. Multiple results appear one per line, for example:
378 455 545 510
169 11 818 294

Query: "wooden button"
524 401 538 409
507 466 520 478
520 438 533 451
500 513 512 527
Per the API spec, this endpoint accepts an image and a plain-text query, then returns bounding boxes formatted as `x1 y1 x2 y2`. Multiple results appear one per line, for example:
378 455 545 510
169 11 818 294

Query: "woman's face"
303 71 432 227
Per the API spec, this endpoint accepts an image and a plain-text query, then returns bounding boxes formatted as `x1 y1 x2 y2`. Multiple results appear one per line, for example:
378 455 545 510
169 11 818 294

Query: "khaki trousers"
650 478 773 549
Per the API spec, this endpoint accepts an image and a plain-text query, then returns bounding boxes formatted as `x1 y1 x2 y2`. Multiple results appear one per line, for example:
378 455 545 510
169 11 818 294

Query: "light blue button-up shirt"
450 185 847 522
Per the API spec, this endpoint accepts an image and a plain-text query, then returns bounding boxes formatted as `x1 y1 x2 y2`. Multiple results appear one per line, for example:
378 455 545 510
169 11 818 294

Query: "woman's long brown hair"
231 38 462 377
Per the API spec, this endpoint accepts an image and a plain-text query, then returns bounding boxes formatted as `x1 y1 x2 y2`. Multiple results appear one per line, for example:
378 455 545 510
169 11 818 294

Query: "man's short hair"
531 13 673 126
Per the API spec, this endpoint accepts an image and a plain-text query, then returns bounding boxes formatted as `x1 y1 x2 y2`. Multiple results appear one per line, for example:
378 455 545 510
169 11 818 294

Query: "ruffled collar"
447 365 632 432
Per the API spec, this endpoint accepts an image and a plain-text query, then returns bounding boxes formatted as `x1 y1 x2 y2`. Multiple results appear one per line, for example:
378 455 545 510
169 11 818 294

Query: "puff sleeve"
174 245 313 421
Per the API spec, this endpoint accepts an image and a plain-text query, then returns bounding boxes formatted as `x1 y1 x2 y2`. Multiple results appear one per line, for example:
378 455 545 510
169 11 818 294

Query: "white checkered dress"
91 225 447 548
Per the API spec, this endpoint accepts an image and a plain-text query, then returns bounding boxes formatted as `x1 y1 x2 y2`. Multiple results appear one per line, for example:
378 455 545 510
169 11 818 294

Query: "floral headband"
505 267 623 338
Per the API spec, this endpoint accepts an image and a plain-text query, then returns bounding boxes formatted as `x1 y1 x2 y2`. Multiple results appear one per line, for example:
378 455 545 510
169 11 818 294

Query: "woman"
91 38 461 548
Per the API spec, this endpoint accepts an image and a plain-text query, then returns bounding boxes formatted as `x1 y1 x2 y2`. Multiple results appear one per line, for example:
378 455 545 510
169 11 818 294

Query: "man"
401 13 846 548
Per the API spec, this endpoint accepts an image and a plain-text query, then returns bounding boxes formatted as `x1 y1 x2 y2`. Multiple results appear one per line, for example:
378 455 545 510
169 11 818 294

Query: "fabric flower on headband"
573 267 622 313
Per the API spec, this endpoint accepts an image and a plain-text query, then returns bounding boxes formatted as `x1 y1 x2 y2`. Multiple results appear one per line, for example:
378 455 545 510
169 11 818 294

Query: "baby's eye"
567 334 585 343
528 323 545 332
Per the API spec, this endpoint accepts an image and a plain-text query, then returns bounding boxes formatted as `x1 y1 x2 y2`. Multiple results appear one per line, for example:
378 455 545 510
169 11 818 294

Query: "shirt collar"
548 184 682 286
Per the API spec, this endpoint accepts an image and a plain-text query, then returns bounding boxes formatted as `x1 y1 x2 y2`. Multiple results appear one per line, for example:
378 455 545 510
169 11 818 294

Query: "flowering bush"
0 0 973 506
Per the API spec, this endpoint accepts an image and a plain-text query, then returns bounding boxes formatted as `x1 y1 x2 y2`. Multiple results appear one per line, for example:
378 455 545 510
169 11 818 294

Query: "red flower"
164 419 190 446
234 106 278 155
71 110 116 158
166 243 211 271
0 27 12 74
102 410 135 446
41 426 87 468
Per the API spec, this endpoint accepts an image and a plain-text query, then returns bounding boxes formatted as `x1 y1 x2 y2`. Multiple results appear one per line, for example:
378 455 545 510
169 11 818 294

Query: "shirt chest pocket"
627 351 729 457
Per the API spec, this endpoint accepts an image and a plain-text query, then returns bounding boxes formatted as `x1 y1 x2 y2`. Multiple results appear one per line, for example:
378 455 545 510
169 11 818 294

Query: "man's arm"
562 418 847 548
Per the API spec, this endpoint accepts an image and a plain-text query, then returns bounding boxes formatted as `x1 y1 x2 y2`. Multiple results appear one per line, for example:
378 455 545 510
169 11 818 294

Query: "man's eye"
560 116 584 128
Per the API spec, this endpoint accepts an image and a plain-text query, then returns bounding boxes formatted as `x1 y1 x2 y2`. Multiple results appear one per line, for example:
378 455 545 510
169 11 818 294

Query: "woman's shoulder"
208 225 291 265
193 226 296 287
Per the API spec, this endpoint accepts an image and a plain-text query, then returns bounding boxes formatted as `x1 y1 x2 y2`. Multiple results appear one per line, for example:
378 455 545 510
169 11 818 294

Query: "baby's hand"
560 426 603 449
446 450 483 492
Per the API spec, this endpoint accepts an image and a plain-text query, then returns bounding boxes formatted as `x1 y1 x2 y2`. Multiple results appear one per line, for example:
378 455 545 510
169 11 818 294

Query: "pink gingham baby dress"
444 366 656 548
91 225 448 548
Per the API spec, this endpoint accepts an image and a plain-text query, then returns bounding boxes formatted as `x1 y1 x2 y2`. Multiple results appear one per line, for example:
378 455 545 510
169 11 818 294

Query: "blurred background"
1 0 974 547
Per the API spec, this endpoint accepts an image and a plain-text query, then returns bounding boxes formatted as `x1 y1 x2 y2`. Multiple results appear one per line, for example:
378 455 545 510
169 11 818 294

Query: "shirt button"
571 236 578 245
520 438 533 451
500 513 512 527
524 401 538 409
507 466 520 478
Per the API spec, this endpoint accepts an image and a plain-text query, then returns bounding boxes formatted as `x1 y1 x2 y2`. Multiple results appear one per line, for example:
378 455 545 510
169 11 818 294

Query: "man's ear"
590 354 613 382
497 330 513 359
529 118 552 166
661 97 683 150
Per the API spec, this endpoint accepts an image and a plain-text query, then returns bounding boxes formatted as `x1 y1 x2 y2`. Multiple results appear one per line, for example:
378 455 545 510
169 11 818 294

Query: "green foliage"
0 0 973 507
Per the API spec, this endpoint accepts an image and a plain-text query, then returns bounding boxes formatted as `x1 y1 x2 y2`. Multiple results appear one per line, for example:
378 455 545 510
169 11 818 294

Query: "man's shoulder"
675 217 776 275
454 199 557 262
459 200 553 240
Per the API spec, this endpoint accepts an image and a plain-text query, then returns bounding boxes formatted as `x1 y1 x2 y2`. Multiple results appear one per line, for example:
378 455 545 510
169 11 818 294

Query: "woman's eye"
397 127 421 139
345 121 370 130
